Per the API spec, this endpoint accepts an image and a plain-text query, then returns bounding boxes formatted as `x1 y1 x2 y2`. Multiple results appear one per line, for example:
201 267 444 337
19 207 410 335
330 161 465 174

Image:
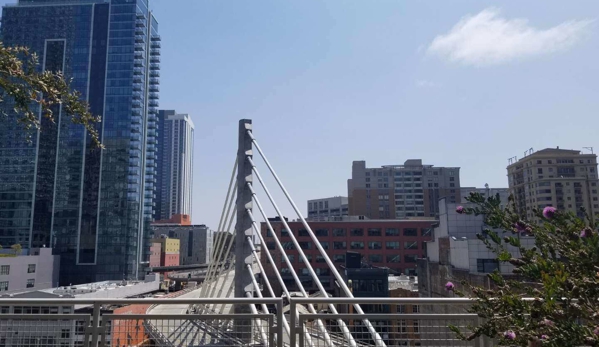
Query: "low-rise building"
261 219 436 296
307 196 349 221
0 275 160 346
151 214 213 265
0 247 59 294
417 198 534 299
150 236 180 270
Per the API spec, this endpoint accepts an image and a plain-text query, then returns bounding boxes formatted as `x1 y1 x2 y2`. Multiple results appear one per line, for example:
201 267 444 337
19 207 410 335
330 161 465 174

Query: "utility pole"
234 119 254 342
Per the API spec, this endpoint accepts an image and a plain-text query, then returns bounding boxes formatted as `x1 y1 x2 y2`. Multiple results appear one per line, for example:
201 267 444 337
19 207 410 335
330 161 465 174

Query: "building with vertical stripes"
0 0 160 285
154 110 194 221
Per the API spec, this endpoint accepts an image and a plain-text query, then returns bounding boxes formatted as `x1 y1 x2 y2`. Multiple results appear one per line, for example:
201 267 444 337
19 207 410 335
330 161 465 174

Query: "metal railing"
0 297 486 347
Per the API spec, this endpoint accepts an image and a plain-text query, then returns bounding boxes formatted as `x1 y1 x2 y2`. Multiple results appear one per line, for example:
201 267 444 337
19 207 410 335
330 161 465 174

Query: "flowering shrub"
449 193 599 346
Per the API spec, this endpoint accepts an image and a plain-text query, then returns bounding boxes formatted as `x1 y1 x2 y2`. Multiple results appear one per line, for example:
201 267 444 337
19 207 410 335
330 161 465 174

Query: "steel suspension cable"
248 132 385 347
248 183 334 347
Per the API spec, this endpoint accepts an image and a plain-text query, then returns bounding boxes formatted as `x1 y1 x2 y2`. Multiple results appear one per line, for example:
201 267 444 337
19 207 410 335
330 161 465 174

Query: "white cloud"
427 8 594 66
416 80 441 88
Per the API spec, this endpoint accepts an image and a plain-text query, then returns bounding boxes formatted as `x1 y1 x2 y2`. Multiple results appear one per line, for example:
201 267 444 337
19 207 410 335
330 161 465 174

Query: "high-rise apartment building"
154 110 194 221
307 196 348 221
0 0 160 284
507 148 599 221
348 160 460 219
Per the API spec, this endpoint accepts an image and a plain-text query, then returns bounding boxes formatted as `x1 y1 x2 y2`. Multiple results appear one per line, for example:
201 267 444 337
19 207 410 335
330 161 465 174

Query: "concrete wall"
449 239 469 270
0 248 59 293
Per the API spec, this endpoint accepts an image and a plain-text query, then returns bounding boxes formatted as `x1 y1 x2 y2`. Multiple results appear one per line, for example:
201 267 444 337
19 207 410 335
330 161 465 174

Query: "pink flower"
513 221 527 232
503 330 516 340
542 206 556 219
445 282 455 291
580 228 592 238
594 327 599 335
540 334 549 340
456 206 464 214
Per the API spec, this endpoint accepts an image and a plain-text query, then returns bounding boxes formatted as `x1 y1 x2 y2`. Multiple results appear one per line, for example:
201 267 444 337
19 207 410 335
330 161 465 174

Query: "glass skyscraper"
154 110 194 222
0 0 160 285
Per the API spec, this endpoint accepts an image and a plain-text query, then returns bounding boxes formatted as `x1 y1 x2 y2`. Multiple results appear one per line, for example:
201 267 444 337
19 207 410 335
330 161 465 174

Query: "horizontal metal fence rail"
0 297 499 347
289 298 482 347
0 298 283 347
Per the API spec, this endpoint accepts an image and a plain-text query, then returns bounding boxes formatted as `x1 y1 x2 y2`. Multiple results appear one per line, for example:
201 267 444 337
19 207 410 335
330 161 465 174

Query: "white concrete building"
307 196 349 221
0 247 59 294
0 275 159 346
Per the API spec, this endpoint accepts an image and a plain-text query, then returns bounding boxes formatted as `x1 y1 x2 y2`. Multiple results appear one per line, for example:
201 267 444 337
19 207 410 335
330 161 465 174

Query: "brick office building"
260 219 436 296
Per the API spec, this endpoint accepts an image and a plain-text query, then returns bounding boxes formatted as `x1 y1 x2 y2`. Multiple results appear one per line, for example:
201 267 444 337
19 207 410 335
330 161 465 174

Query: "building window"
281 229 290 237
315 229 328 237
477 259 499 273
350 228 364 236
404 254 418 263
27 264 36 273
26 279 35 288
298 229 309 237
404 241 418 250
386 255 400 263
0 265 9 275
61 329 70 339
0 281 8 292
367 228 381 236
282 255 295 263
396 305 406 313
350 242 364 250
421 228 432 237
385 241 400 250
403 228 418 236
320 242 329 250
316 256 326 263
333 241 346 250
368 241 382 250
299 255 312 263
385 228 399 236
267 242 275 250
333 228 345 237
334 254 346 263
413 305 420 313
369 254 382 263
298 242 312 249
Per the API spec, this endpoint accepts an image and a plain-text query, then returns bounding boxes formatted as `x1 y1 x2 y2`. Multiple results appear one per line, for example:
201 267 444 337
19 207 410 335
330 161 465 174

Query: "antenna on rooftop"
583 147 594 154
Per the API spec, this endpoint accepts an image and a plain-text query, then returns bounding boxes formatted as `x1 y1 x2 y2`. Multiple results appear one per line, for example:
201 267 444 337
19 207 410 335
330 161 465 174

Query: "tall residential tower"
348 160 460 219
154 110 194 222
0 0 160 285
507 148 599 221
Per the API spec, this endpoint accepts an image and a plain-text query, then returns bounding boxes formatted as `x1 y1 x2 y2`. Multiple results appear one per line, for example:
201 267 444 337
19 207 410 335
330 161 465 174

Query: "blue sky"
149 0 599 229
3 0 598 229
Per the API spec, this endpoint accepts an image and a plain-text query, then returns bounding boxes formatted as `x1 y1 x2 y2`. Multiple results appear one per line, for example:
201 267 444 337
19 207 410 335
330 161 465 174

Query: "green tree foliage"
0 42 101 147
448 193 599 346
10 243 22 256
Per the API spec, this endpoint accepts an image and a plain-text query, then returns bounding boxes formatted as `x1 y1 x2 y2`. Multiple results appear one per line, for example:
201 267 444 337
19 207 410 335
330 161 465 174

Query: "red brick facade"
261 219 435 295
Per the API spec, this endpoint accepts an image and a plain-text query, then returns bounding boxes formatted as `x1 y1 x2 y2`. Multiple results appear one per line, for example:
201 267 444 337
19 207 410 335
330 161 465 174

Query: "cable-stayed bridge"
0 120 483 347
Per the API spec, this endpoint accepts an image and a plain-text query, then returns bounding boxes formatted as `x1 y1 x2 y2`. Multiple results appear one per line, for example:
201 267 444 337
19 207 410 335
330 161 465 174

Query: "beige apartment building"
507 148 599 221
348 160 461 219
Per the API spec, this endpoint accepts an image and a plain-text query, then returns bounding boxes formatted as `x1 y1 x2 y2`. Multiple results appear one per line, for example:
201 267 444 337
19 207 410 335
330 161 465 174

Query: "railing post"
235 119 254 342
90 302 101 347
290 299 297 347
277 298 284 347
